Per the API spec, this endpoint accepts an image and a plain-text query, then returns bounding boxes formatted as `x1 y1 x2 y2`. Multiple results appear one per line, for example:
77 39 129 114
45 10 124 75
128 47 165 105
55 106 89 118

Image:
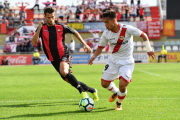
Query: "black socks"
79 82 95 93
65 73 84 93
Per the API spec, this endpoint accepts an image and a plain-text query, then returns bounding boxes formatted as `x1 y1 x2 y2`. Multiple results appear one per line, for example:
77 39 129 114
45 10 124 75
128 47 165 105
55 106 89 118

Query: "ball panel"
79 98 94 112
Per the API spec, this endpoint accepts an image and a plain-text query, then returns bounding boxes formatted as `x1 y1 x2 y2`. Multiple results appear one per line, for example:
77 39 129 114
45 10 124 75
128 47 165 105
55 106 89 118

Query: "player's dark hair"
44 7 56 16
102 10 116 19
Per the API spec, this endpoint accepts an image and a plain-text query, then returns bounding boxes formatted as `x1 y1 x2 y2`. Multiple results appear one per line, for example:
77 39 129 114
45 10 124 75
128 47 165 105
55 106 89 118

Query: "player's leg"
115 63 134 110
60 62 87 96
101 80 119 102
101 62 119 102
115 78 129 110
51 59 88 98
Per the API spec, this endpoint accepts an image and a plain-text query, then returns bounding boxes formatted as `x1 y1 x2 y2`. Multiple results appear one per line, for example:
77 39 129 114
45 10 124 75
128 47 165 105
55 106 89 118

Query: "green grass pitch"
0 63 180 120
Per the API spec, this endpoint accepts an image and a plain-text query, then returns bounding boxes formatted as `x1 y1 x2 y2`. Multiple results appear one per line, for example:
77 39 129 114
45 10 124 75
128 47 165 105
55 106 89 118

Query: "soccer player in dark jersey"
32 7 99 101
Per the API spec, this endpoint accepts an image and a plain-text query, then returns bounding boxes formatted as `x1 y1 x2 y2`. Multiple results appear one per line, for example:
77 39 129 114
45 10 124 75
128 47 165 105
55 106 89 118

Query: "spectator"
31 0 40 11
75 7 82 20
125 6 129 21
23 28 29 36
30 19 34 26
9 33 15 42
20 13 26 20
24 38 31 52
14 14 20 26
16 43 21 52
59 7 65 20
123 0 127 4
69 36 75 53
86 39 92 53
136 6 140 17
92 39 99 53
131 6 136 21
14 34 22 43
21 17 27 26
68 10 75 22
116 9 121 21
1 57 8 65
131 0 134 5
4 0 10 9
90 31 99 40
158 45 167 63
4 44 11 52
19 42 25 52
139 6 144 21
37 39 42 52
14 29 20 36
52 0 56 7
0 2 4 10
43 1 51 7
30 30 35 37
2 17 9 26
8 13 14 26
3 12 9 19
137 0 140 6
32 49 41 65
0 9 3 16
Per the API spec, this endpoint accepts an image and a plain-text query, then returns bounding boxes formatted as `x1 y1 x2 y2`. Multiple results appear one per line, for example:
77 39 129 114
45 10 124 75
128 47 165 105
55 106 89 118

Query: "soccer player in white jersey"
88 10 155 110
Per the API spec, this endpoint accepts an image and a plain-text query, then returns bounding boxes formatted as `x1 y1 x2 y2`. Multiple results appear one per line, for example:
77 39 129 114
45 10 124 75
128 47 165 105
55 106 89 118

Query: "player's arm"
88 47 104 65
73 30 92 53
128 25 155 59
32 21 44 46
141 33 156 59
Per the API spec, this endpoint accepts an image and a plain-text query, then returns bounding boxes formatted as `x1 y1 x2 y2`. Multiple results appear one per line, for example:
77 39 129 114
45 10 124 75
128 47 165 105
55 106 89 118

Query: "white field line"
137 70 161 77
0 98 180 103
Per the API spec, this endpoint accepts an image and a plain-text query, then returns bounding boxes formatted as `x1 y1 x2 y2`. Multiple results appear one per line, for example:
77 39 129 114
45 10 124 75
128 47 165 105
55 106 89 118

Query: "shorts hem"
119 76 132 83
101 78 114 82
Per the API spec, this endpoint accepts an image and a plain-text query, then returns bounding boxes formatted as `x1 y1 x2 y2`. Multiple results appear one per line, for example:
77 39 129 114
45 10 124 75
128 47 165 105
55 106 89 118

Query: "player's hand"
83 44 92 53
88 56 96 65
147 50 156 59
38 20 44 28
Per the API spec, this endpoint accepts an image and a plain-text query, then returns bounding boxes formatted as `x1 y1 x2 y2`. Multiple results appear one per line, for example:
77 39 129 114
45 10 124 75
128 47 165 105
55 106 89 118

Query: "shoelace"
112 93 117 99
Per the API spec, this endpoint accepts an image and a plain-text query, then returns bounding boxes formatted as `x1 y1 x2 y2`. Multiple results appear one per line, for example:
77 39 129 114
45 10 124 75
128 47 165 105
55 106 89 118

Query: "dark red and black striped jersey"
37 23 75 61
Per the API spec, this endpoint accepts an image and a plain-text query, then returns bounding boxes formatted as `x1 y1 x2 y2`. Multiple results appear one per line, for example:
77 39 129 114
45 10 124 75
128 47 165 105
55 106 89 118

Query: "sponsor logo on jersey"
99 39 102 43
119 36 124 40
58 29 61 32
44 30 49 32
110 38 115 40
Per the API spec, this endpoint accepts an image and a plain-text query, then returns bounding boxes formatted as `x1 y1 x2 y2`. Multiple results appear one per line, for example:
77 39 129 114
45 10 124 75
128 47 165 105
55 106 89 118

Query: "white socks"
117 89 127 100
106 82 119 93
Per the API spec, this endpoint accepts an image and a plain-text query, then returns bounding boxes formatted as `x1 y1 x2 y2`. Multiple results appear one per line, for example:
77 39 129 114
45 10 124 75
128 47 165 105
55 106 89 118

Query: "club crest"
119 36 124 40
58 29 61 32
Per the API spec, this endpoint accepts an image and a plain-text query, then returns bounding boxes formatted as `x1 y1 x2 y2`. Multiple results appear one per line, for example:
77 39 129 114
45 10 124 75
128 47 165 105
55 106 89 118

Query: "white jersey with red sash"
99 24 143 64
99 24 143 82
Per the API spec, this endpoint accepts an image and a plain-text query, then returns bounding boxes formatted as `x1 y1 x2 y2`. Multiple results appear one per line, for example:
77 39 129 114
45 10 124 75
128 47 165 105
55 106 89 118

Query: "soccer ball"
79 98 94 112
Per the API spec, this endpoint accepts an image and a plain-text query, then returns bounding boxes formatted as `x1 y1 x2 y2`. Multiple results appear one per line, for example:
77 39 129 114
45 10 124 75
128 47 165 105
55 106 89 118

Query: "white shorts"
101 59 135 83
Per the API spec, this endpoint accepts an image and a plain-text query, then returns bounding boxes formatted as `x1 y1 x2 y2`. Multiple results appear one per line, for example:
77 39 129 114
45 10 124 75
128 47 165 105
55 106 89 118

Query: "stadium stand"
1 0 178 54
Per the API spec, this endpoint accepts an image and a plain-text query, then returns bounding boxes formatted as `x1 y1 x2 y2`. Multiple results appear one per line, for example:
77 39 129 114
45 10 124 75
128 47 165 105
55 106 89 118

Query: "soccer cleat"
81 92 89 98
109 92 118 102
92 89 99 101
115 101 122 110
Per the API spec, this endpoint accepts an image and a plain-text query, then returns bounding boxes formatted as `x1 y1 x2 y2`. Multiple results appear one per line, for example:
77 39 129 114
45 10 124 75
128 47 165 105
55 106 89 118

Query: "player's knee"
119 86 126 93
60 70 68 77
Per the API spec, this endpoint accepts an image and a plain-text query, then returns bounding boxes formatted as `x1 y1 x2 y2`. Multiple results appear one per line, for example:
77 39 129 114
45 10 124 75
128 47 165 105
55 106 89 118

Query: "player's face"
45 12 56 26
103 17 115 30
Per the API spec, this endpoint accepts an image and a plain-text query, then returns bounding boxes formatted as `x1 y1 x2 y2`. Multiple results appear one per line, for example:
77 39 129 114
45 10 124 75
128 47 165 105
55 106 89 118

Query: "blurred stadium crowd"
1 0 151 53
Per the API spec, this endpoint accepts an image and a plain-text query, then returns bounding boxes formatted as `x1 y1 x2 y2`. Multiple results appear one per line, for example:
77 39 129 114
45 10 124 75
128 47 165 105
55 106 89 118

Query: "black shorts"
51 55 72 80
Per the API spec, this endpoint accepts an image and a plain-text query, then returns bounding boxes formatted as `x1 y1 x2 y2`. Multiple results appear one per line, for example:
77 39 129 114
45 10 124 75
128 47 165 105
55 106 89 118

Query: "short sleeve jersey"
37 23 75 61
99 24 143 58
